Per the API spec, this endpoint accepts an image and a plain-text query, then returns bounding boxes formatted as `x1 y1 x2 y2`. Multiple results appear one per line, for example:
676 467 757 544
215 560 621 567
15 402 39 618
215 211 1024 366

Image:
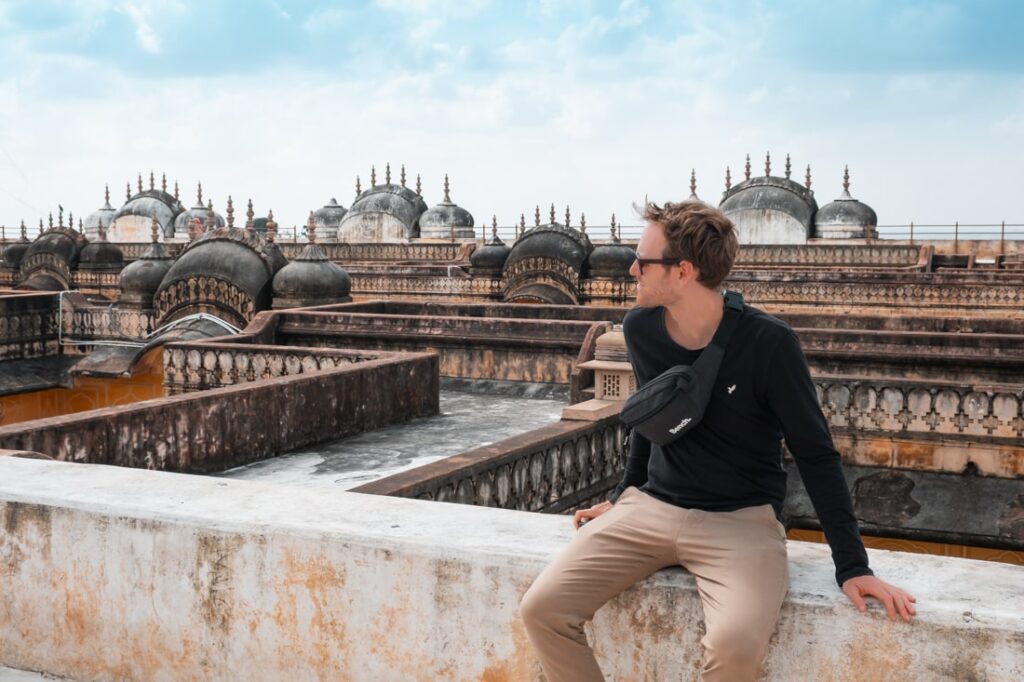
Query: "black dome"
587 242 635 278
79 237 125 269
469 236 510 272
272 243 351 308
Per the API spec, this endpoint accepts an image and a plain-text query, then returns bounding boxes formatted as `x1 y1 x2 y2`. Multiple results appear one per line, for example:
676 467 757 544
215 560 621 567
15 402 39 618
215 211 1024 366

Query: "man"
520 201 916 681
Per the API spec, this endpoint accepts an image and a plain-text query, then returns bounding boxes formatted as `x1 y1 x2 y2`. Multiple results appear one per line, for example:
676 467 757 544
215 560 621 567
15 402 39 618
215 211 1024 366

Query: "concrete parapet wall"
0 352 438 472
0 458 1021 681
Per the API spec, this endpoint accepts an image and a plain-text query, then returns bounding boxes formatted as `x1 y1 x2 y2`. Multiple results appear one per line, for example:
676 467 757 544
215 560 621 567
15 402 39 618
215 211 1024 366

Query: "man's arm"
609 430 650 503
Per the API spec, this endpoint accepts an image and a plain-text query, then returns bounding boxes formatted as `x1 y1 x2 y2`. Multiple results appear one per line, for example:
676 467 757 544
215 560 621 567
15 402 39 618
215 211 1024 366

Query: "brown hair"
642 200 739 289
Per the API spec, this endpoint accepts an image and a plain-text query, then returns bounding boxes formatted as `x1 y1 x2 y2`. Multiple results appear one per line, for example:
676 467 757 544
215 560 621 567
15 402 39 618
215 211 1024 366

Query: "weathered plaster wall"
0 458 1021 682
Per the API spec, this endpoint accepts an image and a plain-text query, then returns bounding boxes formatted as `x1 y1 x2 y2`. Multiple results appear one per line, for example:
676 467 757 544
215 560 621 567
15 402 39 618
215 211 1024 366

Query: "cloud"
118 1 161 53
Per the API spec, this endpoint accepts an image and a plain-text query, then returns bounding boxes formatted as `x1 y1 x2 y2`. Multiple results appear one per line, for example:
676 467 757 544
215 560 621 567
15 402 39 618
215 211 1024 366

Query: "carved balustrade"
62 305 156 342
0 292 61 361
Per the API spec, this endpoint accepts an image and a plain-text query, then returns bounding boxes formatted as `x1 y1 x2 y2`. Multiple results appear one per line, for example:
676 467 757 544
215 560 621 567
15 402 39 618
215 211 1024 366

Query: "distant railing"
876 223 1024 243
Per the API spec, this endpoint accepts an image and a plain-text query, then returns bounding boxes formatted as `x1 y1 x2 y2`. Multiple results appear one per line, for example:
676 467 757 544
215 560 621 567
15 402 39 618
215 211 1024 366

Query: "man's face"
629 221 688 307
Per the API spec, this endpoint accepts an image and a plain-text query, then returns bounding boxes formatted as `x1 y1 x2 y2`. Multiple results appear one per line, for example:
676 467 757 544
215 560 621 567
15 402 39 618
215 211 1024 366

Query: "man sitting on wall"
520 201 916 682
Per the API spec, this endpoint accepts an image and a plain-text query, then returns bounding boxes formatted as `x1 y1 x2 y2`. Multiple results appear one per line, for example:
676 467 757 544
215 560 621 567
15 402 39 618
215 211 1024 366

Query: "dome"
22 227 86 268
110 184 184 242
79 230 124 271
587 235 636 278
3 224 31 268
419 177 475 240
152 225 287 327
337 167 429 243
118 239 173 309
312 198 348 241
719 156 818 245
502 213 593 305
272 234 351 309
173 185 225 236
469 230 511 275
814 168 878 239
82 187 117 240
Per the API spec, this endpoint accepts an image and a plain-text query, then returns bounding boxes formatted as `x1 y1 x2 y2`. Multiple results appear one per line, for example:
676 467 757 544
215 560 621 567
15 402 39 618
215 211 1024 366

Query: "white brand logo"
727 384 736 394
668 417 692 434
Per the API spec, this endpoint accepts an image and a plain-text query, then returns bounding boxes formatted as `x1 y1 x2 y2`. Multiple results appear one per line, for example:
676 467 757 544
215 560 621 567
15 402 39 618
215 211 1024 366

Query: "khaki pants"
520 486 789 682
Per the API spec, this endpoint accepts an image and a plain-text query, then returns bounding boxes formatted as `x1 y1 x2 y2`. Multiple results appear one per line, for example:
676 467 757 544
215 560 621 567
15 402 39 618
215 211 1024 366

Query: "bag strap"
689 290 743 379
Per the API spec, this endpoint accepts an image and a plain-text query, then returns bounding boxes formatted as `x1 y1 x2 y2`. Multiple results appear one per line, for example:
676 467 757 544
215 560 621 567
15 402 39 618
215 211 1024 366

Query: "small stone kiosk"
563 325 635 420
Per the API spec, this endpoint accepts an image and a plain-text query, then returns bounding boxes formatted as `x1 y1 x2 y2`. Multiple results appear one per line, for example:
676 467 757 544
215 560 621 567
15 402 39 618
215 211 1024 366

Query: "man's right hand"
573 501 613 530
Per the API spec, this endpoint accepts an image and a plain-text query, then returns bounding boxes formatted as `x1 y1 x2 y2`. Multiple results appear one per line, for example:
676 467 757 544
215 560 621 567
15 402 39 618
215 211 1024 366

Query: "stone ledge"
0 458 1021 681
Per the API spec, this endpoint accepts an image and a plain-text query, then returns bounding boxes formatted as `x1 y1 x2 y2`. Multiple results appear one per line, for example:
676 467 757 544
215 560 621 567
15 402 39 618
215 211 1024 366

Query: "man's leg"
520 487 679 682
678 504 789 682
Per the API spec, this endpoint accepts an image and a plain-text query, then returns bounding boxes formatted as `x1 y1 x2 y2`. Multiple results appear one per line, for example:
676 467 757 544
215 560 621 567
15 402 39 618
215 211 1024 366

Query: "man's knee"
702 624 773 679
519 577 582 639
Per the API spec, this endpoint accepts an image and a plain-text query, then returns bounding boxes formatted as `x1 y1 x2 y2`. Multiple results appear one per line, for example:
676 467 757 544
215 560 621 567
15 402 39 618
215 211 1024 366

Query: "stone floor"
216 382 567 491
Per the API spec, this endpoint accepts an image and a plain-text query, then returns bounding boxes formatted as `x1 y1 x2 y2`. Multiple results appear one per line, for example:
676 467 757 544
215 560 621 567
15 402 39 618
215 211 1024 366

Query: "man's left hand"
842 575 917 622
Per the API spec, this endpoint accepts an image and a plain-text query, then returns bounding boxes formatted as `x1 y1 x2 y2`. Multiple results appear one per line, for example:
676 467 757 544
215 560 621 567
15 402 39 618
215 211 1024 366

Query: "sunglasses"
634 257 683 275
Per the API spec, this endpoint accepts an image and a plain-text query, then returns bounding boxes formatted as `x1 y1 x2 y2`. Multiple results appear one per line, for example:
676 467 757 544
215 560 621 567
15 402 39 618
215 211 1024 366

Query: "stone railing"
735 244 929 269
277 241 470 262
0 351 438 473
163 341 385 393
61 298 157 342
2 457 1021 682
354 416 628 514
0 291 60 361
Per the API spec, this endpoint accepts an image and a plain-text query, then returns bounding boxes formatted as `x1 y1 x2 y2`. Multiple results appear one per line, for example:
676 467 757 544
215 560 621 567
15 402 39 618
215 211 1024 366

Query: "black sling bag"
619 291 744 446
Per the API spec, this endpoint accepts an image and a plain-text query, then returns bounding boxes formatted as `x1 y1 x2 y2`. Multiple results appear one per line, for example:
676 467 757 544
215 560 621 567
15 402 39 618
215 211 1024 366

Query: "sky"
0 0 1022 237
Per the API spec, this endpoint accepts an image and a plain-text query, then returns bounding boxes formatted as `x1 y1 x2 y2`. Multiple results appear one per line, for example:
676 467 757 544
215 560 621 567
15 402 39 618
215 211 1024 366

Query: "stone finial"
416 174 422 196
564 205 571 227
188 217 202 241
245 198 255 232
443 174 451 203
519 213 526 238
534 205 541 227
226 196 235 229
205 200 215 230
491 215 498 241
78 217 83 232
137 173 143 193
68 212 73 230
610 213 619 243
579 212 586 234
126 182 131 201
20 220 27 240
805 165 812 190
843 165 850 193
725 166 732 191
385 162 391 185
197 182 204 206
688 169 698 200
173 180 179 200
307 210 317 244
104 184 111 207
48 212 54 230
266 210 276 243
150 215 160 243
371 165 377 186
161 172 167 193
58 206 64 228
97 219 106 242
550 203 556 224
785 154 792 179
400 164 407 187
149 171 155 191
744 154 751 180
355 175 362 197
764 151 771 177
38 219 43 235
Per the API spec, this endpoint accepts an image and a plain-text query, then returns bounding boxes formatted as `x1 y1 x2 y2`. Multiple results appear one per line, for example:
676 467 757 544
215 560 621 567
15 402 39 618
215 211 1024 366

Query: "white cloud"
119 1 160 53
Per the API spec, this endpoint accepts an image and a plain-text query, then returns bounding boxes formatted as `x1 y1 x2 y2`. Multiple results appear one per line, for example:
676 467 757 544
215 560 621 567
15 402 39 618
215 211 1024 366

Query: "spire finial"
371 165 377 186
550 203 556 224
355 175 362 197
689 169 698 199
104 184 111 207
245 198 255 232
534 205 541 227
491 214 498 241
188 217 202 241
58 206 64 228
149 170 155 191
205 199 215 230
161 172 167 193
400 164 407 187
785 154 792 179
68 211 73 230
416 174 422 196
226 196 235 229
173 179 179 200
764 151 771 177
725 166 732 191
385 162 391 185
443 174 451 202
150 215 159 244
78 217 83 232
307 210 317 244
519 213 526 238
126 182 131 201
197 182 203 206
579 212 586 234
38 219 43 236
744 154 751 180
48 212 53 230
843 165 850 193
137 173 143 193
97 218 106 242
266 209 276 243
610 213 619 242
805 165 812 190
19 220 26 240
565 205 571 227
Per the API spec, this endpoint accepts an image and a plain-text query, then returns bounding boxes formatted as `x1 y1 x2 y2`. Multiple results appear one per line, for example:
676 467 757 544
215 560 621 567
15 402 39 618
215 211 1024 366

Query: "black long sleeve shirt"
610 303 872 586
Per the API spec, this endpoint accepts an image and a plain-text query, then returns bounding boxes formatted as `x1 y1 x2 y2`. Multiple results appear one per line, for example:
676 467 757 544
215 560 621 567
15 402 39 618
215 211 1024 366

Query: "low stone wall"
0 351 438 473
61 293 156 342
1 458 1021 682
736 243 929 268
353 416 628 513
0 292 60 362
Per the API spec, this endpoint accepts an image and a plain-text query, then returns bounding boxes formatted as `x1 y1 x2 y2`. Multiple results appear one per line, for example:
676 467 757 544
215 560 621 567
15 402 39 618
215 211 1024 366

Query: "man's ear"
677 260 698 284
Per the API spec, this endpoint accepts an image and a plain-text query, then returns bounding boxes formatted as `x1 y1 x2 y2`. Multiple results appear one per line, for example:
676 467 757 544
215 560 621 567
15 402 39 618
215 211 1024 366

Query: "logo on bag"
668 417 692 434
727 384 736 394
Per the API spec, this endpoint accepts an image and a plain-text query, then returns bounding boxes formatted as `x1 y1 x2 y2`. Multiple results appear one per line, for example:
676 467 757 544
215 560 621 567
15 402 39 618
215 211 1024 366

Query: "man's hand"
842 575 917 622
573 501 612 530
